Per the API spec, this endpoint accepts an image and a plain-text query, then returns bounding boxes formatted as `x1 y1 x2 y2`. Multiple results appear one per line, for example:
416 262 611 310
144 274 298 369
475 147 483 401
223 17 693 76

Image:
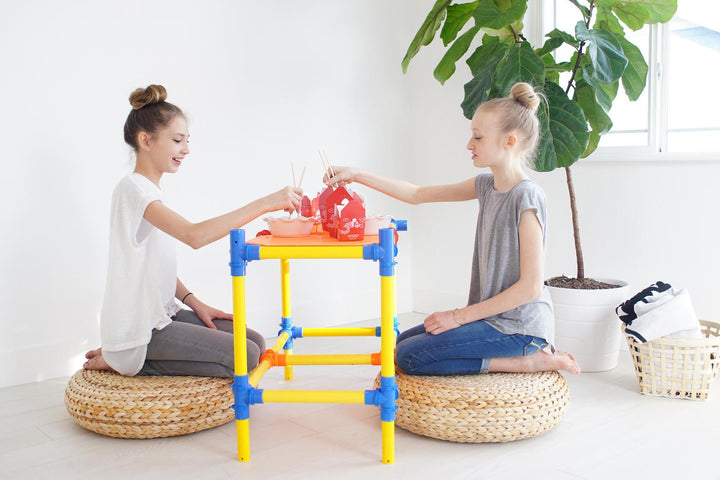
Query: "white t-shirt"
100 173 180 374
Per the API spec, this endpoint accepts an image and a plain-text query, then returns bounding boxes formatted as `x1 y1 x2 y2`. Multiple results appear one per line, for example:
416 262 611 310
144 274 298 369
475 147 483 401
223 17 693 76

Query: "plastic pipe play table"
228 224 406 464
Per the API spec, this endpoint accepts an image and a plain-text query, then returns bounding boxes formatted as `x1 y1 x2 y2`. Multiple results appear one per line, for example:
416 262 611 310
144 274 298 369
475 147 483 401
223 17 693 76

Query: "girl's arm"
144 186 302 249
175 278 232 329
424 209 545 335
324 166 476 204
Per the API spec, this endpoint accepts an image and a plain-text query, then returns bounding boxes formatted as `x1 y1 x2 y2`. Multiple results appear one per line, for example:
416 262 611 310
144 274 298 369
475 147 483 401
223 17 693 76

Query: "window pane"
552 1 650 148
598 28 649 148
666 5 720 152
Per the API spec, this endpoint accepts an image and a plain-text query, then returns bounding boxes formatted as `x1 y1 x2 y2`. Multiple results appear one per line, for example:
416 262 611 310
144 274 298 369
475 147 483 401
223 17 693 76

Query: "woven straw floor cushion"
65 369 234 439
378 370 570 443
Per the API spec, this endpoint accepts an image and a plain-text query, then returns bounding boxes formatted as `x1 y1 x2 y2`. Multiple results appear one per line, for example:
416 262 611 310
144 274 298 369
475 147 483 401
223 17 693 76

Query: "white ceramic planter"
547 279 629 372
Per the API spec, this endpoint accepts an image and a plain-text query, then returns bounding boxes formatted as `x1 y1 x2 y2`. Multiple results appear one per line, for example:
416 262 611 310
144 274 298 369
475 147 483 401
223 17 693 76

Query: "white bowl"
364 215 392 235
264 216 315 237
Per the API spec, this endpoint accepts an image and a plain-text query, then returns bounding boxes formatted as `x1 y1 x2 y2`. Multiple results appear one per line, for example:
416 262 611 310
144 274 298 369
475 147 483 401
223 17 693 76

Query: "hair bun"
509 82 540 114
129 84 168 110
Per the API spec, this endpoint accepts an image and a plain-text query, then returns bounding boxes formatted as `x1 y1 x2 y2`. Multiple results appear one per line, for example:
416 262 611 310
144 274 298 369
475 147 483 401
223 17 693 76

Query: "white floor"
1 312 719 480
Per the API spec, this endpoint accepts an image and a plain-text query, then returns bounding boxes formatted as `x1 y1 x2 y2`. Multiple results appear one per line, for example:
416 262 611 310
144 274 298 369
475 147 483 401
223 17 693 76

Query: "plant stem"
561 0 595 281
565 166 585 280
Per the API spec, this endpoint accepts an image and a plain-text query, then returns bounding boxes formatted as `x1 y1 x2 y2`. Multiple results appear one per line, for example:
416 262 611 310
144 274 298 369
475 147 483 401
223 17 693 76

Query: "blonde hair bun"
509 82 540 114
129 84 168 110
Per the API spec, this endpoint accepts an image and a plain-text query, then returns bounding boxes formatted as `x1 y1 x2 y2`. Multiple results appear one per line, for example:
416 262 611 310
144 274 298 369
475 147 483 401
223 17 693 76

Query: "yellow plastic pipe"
284 353 377 366
271 331 291 353
302 327 377 337
380 273 396 464
380 276 396 378
280 259 294 380
259 245 364 259
232 276 249 376
262 390 366 404
249 331 292 387
381 421 395 464
248 360 271 388
231 275 250 461
237 419 250 461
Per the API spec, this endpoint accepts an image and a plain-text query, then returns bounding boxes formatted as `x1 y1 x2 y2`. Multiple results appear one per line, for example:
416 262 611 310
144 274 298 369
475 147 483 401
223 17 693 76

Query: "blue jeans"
395 321 548 376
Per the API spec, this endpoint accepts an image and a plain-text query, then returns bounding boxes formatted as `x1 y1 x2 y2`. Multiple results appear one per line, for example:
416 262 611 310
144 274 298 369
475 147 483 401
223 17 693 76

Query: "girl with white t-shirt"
84 84 302 376
324 83 580 376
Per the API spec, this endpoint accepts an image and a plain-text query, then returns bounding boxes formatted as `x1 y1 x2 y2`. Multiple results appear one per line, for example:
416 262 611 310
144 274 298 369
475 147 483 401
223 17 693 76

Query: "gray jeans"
138 309 266 377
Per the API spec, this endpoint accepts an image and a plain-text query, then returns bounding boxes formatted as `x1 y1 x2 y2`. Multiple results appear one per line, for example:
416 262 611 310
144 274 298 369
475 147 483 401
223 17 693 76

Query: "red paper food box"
329 204 341 238
311 195 319 217
318 186 334 231
323 186 353 233
352 191 364 205
300 195 312 217
337 199 366 242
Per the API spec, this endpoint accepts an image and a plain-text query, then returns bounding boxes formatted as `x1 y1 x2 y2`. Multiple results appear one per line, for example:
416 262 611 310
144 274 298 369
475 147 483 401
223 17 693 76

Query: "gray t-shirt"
467 174 554 343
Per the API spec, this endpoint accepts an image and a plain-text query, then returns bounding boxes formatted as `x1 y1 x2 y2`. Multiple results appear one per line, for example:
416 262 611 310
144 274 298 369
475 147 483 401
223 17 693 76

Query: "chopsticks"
290 162 307 218
318 148 335 179
291 162 307 189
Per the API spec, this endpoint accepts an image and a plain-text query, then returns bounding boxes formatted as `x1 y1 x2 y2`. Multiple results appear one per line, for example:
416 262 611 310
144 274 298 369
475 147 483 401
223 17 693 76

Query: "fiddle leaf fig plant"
403 0 677 288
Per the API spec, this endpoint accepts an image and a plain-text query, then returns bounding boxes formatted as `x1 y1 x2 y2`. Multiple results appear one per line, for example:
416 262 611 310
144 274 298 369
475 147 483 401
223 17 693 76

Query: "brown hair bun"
509 82 540 114
129 84 168 110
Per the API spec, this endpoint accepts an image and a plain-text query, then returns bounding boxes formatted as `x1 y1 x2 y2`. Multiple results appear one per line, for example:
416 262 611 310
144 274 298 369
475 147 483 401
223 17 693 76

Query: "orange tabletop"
249 231 379 247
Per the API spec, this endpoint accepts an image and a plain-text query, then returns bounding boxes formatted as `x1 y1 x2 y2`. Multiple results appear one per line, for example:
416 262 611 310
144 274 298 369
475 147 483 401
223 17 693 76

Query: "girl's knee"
246 342 262 371
395 344 419 374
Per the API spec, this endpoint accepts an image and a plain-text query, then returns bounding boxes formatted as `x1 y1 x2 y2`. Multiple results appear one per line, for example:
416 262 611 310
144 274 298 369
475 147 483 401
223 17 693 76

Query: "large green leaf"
582 131 602 158
402 0 451 73
547 28 580 48
598 0 650 31
434 26 482 84
594 6 626 36
441 2 479 46
581 63 618 111
617 35 647 101
575 79 613 135
472 0 527 30
532 82 589 172
535 37 565 58
462 37 512 118
481 19 524 41
596 0 677 30
641 0 677 23
493 41 545 95
576 21 628 84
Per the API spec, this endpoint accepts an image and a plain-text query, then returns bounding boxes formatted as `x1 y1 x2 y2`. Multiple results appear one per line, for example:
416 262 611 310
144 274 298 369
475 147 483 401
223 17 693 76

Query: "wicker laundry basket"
375 369 569 443
625 320 720 400
65 369 235 438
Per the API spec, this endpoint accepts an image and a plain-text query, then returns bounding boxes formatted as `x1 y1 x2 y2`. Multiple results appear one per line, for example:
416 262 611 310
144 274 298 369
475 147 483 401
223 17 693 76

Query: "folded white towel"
617 282 702 343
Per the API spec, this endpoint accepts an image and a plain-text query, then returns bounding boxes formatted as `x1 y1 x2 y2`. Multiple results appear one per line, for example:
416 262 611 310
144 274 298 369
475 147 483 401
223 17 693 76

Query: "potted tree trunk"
402 0 677 370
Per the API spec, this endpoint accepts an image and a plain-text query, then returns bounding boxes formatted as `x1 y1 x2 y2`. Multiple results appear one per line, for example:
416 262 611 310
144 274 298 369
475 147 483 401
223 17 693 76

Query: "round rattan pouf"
65 369 234 439
376 370 570 443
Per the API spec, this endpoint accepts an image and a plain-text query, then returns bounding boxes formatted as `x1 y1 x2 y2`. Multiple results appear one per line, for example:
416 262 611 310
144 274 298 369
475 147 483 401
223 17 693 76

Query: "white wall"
0 0 427 387
3 1 718 388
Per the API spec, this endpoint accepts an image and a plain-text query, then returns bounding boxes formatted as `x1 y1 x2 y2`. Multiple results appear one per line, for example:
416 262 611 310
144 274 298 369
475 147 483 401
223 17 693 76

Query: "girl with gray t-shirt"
323 83 580 376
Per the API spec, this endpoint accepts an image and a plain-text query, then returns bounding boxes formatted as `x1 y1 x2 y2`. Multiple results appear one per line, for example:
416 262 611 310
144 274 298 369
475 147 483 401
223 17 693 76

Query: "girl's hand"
264 186 303 214
323 166 358 187
191 300 233 330
424 310 462 335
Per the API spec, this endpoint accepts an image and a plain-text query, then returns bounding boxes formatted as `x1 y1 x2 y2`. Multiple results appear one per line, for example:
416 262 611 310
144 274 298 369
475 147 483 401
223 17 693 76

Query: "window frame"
532 1 720 162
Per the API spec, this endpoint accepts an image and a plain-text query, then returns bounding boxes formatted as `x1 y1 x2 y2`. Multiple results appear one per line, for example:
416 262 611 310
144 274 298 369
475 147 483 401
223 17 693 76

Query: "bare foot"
83 349 114 371
85 347 102 360
489 350 581 375
526 350 581 375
